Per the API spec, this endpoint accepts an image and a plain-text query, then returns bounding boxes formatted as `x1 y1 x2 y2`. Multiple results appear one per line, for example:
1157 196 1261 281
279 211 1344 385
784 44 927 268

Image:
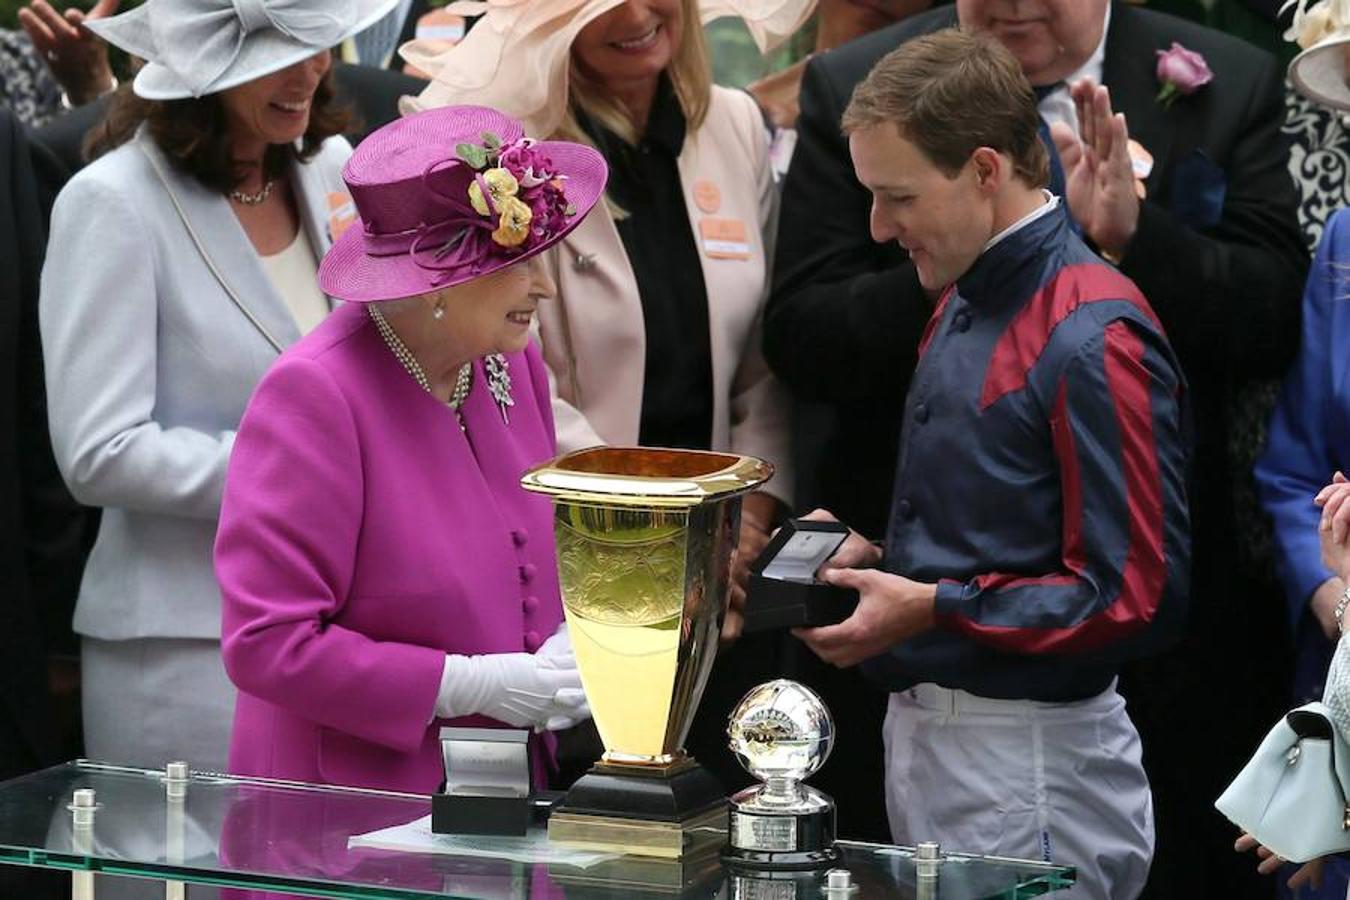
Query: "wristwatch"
1336 585 1350 636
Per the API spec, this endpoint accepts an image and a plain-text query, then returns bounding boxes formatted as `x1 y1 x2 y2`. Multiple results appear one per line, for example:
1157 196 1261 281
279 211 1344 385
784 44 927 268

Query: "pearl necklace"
229 178 275 206
368 306 472 422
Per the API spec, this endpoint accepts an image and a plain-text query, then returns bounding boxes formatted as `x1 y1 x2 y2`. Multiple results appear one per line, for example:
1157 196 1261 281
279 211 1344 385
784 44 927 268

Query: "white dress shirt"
1037 4 1111 136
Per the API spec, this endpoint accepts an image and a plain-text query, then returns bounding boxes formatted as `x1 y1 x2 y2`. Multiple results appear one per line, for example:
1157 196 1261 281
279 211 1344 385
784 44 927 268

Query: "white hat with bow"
85 0 400 100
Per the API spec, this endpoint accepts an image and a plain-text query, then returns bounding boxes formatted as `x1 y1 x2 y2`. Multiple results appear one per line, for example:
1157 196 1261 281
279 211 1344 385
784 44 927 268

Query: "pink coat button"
511 529 529 548
523 595 539 614
524 631 542 652
519 563 537 584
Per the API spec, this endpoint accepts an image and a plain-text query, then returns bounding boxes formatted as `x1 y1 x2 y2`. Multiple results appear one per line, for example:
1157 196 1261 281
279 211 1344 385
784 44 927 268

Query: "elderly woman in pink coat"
214 104 608 793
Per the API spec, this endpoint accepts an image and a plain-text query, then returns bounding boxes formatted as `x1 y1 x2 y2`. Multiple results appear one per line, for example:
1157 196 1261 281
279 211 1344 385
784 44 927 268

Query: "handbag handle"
1288 703 1350 830
1289 710 1335 740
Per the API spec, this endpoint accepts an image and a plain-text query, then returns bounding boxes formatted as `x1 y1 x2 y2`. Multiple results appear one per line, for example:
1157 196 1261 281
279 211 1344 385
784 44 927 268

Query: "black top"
579 79 714 451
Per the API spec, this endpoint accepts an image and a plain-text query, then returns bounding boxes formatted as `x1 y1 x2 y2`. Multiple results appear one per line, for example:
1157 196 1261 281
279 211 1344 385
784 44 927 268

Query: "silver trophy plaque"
724 679 838 869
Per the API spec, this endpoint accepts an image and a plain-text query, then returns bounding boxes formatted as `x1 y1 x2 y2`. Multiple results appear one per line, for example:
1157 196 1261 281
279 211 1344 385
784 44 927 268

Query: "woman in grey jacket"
39 0 396 771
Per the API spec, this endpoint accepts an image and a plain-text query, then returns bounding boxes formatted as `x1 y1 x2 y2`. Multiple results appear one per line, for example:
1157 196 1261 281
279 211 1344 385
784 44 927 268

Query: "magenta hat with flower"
319 105 608 302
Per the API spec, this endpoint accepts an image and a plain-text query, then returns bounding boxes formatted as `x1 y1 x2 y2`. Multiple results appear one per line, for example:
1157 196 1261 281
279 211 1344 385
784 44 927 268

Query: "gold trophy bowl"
520 447 772 859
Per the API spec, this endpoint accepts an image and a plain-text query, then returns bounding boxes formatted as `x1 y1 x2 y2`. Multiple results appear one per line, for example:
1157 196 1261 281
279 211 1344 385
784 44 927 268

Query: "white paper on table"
347 815 620 868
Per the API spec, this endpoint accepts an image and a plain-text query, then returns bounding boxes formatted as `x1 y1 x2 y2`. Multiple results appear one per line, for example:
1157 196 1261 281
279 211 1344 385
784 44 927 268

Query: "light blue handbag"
1216 702 1350 864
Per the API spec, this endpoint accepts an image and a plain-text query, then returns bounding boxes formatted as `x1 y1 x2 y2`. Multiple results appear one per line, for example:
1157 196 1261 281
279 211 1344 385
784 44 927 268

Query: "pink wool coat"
215 301 564 793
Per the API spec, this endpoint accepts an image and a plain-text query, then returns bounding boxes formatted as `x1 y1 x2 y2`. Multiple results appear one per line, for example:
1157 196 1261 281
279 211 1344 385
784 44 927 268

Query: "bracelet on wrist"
60 74 119 111
1335 585 1350 636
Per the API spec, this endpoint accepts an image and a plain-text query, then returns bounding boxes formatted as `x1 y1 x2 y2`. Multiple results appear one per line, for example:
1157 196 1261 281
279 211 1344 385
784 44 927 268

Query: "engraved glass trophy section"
725 679 838 869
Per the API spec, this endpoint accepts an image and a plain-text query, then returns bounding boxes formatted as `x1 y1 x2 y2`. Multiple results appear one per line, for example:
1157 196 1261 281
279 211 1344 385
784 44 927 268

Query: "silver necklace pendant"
229 178 276 206
485 353 514 425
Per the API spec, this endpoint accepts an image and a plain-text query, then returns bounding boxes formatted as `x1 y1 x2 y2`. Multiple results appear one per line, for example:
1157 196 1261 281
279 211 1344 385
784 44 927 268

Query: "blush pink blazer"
535 86 793 503
215 302 564 793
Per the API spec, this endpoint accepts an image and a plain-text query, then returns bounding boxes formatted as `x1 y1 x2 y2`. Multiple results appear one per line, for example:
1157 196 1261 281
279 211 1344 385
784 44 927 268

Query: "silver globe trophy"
724 679 838 868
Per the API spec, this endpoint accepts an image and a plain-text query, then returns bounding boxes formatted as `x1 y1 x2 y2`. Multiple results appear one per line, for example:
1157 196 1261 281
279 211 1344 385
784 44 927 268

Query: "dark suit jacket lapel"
1103 2 1179 200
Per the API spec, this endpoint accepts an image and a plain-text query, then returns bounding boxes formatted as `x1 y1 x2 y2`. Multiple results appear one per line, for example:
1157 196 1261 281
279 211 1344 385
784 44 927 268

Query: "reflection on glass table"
0 762 1075 899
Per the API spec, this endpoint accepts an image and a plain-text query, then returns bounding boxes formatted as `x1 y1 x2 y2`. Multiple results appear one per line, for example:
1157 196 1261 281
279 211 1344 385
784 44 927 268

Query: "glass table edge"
0 761 1078 899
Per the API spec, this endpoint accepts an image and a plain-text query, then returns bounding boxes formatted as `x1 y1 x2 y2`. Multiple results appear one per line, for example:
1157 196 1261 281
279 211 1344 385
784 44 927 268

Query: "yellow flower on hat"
469 167 520 216
491 196 533 247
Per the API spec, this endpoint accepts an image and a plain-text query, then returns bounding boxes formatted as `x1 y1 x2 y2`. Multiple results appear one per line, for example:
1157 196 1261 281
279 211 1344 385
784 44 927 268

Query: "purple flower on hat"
456 131 577 254
1154 43 1212 109
498 139 544 174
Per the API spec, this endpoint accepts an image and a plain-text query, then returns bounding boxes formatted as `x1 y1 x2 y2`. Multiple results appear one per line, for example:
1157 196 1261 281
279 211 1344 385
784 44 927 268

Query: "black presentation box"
431 727 532 836
743 519 859 633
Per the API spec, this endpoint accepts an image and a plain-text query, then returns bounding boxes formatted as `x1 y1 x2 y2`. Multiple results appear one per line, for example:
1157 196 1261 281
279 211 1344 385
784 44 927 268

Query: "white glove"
536 622 575 668
533 623 591 730
436 651 589 731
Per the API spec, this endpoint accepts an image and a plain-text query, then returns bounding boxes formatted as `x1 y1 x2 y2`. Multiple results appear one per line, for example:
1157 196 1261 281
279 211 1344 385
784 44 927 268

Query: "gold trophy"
520 447 772 859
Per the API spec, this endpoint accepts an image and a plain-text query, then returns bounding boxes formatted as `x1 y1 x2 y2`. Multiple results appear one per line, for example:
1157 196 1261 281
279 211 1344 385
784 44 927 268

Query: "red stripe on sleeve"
1051 380 1088 575
973 573 1079 591
1101 321 1167 630
943 322 1167 654
980 263 1159 410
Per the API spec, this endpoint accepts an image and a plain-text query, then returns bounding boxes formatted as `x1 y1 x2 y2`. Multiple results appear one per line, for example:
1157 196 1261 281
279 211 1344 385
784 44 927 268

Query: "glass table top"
0 762 1075 899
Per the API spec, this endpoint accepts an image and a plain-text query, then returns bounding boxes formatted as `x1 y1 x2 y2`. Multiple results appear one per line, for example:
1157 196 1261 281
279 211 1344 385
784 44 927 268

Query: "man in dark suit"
767 2 1307 896
0 105 91 900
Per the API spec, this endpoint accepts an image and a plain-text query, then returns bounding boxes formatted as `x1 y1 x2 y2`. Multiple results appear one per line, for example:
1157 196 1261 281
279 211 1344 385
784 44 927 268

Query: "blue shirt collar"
955 201 1070 306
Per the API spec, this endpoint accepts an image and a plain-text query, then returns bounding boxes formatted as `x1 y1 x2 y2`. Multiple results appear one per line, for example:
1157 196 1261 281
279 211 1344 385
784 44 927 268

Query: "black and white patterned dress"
0 29 62 129
1285 87 1350 249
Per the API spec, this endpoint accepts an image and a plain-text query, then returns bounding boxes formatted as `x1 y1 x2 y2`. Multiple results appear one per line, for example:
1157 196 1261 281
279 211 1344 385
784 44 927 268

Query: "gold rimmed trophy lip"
520 447 772 859
519 446 773 509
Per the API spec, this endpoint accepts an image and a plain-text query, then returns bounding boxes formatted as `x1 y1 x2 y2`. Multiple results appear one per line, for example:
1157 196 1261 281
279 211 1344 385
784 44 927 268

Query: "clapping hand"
1050 79 1140 260
1316 471 1350 581
1235 833 1326 891
18 0 118 107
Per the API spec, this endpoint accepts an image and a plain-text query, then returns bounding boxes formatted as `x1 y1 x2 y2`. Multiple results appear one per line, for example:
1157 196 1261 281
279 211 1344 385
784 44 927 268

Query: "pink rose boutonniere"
1155 42 1214 109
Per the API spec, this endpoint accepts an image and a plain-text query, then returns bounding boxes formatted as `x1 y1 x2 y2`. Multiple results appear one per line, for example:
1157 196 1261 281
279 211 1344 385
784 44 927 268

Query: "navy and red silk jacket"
864 204 1191 703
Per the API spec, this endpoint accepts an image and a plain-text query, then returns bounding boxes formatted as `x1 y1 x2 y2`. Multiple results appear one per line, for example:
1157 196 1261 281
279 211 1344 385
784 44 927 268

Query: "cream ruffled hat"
1285 0 1350 110
400 0 816 137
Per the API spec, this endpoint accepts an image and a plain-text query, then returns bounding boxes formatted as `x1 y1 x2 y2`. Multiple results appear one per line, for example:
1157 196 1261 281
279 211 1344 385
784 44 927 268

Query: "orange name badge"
416 9 466 43
327 191 358 242
699 217 751 261
693 179 721 214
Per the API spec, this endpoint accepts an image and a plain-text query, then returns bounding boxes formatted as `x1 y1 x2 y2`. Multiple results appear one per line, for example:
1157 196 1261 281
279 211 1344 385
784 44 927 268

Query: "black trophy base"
548 759 728 859
743 574 859 632
431 791 530 836
723 803 838 870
